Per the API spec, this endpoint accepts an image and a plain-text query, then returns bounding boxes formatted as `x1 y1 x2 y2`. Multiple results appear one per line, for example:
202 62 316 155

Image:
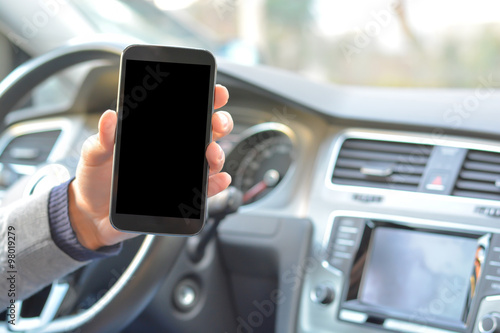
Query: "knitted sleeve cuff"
48 179 122 262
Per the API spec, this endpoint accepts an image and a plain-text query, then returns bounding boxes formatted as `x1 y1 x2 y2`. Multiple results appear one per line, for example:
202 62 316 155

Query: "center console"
300 129 500 333
300 211 500 333
338 213 499 332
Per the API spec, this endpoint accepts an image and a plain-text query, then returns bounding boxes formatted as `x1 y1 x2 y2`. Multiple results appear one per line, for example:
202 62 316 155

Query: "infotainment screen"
359 227 478 322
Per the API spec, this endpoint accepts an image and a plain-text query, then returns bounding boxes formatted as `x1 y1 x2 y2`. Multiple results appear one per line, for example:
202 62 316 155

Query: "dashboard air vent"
332 139 433 191
0 130 61 165
453 149 500 201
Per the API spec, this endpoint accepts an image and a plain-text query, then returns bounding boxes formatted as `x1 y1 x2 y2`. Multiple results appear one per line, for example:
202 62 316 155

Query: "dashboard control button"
173 279 200 312
311 284 335 305
475 206 500 218
479 313 500 333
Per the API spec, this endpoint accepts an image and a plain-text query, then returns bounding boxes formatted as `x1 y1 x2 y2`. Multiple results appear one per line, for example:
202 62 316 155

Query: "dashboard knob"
479 313 500 333
173 279 200 312
311 284 335 305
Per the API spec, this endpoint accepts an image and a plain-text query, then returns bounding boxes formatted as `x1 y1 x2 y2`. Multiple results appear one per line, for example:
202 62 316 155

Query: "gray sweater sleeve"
48 179 121 261
0 190 87 309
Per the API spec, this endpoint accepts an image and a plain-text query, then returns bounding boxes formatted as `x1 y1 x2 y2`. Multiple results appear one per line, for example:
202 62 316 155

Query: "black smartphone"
110 44 216 235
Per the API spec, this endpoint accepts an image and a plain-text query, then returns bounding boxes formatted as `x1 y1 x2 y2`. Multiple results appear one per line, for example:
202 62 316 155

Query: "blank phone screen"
115 59 211 219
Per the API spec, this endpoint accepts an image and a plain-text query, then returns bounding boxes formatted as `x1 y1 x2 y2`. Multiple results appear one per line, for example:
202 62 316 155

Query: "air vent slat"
467 151 500 164
339 149 429 165
333 168 421 185
453 149 500 201
392 164 426 175
463 161 500 174
455 180 500 194
343 140 431 155
452 190 500 201
332 178 418 191
459 171 500 183
335 158 367 169
335 158 426 174
331 138 432 191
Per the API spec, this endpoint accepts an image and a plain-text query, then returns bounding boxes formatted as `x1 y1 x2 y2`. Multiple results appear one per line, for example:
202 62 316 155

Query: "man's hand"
68 85 233 250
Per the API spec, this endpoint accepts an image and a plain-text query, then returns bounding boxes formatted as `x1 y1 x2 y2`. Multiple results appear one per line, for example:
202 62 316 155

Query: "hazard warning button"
417 146 467 195
423 172 449 192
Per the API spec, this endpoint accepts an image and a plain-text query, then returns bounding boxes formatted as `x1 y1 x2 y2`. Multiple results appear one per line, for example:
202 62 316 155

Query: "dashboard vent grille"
452 149 500 200
332 139 433 191
0 130 61 165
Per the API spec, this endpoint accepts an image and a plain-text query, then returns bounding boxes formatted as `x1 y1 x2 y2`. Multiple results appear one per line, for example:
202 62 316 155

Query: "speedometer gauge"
223 123 296 205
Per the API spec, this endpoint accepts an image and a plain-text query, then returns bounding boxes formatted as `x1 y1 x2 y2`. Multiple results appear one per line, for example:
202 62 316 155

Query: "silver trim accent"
484 295 500 302
321 260 343 276
360 163 394 177
9 164 37 176
324 129 500 206
338 309 367 323
227 122 297 158
7 282 69 332
383 319 459 333
0 118 75 164
474 295 500 333
228 122 298 209
478 313 500 333
0 117 81 205
322 210 500 254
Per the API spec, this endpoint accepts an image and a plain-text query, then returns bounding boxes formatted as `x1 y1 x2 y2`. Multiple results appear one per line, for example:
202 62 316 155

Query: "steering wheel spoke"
8 281 69 332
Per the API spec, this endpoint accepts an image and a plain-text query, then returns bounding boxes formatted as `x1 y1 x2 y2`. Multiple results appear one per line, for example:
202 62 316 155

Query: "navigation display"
360 227 478 322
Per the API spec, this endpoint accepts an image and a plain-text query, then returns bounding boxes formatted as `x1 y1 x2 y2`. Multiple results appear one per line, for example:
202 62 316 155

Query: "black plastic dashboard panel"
218 215 313 333
134 215 312 333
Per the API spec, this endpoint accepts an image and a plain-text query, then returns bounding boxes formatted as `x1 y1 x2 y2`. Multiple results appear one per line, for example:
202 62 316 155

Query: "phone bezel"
110 44 216 235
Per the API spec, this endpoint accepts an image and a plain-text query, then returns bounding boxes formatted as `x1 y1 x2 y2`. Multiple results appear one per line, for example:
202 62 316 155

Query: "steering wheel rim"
0 40 186 332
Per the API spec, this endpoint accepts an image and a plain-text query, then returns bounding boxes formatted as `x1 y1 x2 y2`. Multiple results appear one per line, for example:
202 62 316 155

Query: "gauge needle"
243 169 280 203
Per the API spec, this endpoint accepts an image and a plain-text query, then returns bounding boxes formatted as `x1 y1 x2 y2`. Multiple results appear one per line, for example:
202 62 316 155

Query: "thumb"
81 110 117 166
98 110 117 151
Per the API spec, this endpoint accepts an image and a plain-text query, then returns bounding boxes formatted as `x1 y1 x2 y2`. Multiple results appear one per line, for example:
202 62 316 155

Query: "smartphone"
110 44 216 235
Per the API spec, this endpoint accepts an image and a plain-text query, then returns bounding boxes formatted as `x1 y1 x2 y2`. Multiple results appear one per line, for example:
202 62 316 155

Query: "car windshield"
8 0 500 88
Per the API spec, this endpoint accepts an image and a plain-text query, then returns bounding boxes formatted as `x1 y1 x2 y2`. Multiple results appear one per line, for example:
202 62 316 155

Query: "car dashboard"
0 52 500 333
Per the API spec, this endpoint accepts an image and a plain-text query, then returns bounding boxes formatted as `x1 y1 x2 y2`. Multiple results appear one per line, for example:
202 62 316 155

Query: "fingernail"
218 145 224 161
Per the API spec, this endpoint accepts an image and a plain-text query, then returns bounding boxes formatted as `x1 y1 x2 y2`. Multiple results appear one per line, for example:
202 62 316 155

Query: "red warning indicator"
431 175 443 186
425 173 446 191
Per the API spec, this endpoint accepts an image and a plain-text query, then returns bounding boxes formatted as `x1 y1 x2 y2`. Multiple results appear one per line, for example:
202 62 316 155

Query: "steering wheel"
0 40 186 332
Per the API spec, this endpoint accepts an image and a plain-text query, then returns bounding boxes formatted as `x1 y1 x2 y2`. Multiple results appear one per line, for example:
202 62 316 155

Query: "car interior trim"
325 128 500 206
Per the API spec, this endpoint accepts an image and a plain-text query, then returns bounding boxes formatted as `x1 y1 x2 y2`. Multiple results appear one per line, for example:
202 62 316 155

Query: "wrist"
67 181 103 251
